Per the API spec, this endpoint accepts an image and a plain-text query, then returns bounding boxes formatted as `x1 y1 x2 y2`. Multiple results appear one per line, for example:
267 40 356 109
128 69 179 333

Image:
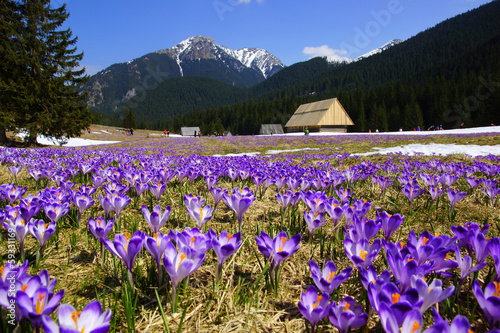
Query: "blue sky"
58 0 493 76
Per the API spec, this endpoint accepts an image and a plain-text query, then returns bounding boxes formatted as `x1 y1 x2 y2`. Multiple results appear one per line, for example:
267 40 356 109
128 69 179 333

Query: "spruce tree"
1 0 91 145
123 108 137 129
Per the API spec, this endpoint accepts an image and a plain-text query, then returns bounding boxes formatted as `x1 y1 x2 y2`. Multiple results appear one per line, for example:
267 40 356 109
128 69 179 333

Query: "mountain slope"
84 35 285 119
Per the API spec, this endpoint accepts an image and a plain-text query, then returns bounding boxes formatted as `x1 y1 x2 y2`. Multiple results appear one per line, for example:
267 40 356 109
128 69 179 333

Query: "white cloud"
303 45 352 63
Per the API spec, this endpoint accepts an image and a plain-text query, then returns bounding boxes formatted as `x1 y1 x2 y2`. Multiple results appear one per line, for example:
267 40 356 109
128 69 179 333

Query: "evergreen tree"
122 108 137 129
1 0 91 145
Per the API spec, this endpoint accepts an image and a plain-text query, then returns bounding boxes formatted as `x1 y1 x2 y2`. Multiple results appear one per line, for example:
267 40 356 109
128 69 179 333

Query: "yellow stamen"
359 250 368 261
343 302 351 312
422 237 429 245
71 310 82 329
21 284 27 292
493 281 500 297
35 293 46 314
327 271 336 282
177 253 187 270
411 322 421 333
400 242 405 249
313 295 322 309
154 233 160 248
279 237 287 252
199 207 203 220
392 293 400 304
227 234 234 241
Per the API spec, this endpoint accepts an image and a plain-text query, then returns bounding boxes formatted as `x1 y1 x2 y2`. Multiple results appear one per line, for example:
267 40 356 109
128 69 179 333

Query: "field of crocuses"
1 132 500 333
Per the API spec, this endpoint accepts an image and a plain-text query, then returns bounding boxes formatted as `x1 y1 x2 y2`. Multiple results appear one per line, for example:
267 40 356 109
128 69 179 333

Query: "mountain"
83 35 284 118
355 39 404 61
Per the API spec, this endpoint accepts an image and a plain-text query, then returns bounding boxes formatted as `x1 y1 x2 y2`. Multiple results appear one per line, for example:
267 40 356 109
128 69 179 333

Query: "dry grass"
1 129 499 332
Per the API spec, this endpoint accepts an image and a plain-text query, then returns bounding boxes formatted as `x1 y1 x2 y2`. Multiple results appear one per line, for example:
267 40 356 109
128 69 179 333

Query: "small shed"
259 124 284 135
285 98 354 133
181 127 201 137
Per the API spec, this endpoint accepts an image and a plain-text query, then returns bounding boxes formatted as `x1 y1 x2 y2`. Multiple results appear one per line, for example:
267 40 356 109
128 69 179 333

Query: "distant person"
87 126 90 133
417 126 421 131
270 130 273 135
167 130 170 137
130 128 134 135
461 123 465 129
198 132 201 138
376 129 379 133
369 129 371 133
194 130 197 137
163 129 167 136
399 127 403 132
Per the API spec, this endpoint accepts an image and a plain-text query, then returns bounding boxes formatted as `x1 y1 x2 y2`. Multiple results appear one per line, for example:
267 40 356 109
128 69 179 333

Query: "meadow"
1 128 500 332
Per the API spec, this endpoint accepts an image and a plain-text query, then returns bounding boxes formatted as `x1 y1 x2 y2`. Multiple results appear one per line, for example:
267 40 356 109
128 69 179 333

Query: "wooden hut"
285 98 354 133
259 124 284 135
181 126 201 137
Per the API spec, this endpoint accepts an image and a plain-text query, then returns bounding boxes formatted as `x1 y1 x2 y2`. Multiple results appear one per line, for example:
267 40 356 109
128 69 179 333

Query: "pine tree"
123 108 137 129
1 0 91 145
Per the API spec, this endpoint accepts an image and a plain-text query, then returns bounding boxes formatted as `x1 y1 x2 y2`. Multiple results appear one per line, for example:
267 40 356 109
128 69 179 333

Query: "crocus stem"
35 249 41 267
171 285 178 313
157 265 163 287
127 270 135 291
217 263 223 282
20 242 25 263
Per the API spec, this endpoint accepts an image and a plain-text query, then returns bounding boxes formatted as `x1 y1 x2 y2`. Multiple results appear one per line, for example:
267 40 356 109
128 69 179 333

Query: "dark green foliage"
0 0 92 144
122 108 136 129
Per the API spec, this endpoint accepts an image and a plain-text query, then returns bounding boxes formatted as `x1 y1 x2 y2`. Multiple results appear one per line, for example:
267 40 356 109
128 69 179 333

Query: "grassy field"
1 127 499 332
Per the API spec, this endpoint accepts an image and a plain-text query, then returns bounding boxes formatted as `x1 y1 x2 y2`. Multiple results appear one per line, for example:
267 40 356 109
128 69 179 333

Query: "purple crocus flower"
5 184 27 204
184 194 205 210
344 237 381 269
324 198 344 228
109 194 130 221
466 176 483 189
275 190 296 214
163 241 206 311
41 299 112 333
303 210 327 242
447 188 467 213
17 287 65 331
255 231 301 273
378 304 423 333
88 217 114 259
329 296 368 333
297 286 330 333
424 308 473 333
490 237 500 280
411 275 455 313
451 221 489 256
347 215 381 243
472 279 500 329
141 204 171 233
149 182 166 201
335 186 353 204
482 179 500 207
28 219 56 254
144 232 171 285
427 185 444 201
223 190 255 232
104 230 145 287
9 165 23 179
375 175 394 196
205 175 218 190
91 174 106 188
377 211 404 241
185 201 214 229
309 260 353 295
402 183 424 206
210 187 226 209
208 229 242 281
455 247 486 284
134 181 149 197
359 264 391 290
72 192 95 226
43 201 71 224
302 190 328 214
442 173 460 187
3 214 30 261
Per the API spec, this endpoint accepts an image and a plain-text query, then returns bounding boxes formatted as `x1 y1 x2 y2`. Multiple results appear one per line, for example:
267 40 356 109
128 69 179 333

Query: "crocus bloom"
275 190 296 214
149 182 166 201
186 202 214 229
89 216 114 258
378 304 423 333
141 204 171 233
104 230 145 285
41 299 112 333
451 221 489 256
447 188 467 213
359 265 391 290
110 194 131 221
163 241 206 294
184 194 205 210
17 287 65 331
402 183 424 205
411 275 454 313
466 176 483 189
423 308 472 333
324 198 344 228
297 286 330 333
375 175 394 196
255 231 301 273
427 185 444 201
134 181 149 197
210 187 226 209
335 186 353 204
482 179 500 207
223 191 255 232
72 192 95 226
3 214 30 261
208 229 242 280
347 215 381 243
43 201 71 224
28 219 56 254
472 279 500 329
303 210 327 241
455 247 486 283
329 296 368 333
344 237 382 269
377 211 404 241
302 190 328 214
5 184 27 204
309 260 353 295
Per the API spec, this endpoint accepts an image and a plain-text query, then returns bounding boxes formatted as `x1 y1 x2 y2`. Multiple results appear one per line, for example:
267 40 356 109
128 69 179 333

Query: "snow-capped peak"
355 39 404 61
156 35 284 79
